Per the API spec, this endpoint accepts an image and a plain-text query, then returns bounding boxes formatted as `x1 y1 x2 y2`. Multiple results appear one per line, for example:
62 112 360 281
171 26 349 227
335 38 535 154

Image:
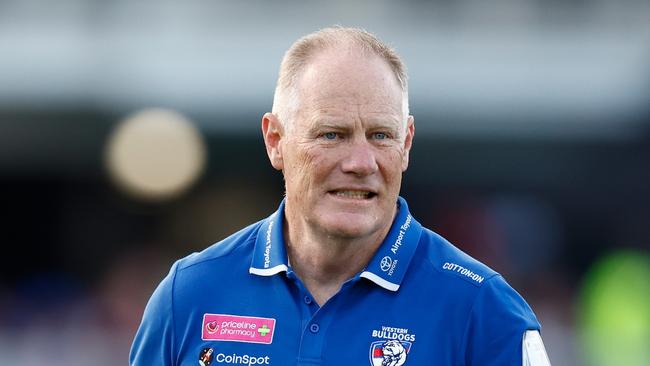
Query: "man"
130 27 551 366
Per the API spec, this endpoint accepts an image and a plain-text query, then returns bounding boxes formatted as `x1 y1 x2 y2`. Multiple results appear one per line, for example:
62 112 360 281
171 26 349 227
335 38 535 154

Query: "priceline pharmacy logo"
202 314 276 344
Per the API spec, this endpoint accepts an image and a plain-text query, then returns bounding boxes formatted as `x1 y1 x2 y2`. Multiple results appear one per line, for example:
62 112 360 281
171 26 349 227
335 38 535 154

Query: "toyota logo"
380 256 393 272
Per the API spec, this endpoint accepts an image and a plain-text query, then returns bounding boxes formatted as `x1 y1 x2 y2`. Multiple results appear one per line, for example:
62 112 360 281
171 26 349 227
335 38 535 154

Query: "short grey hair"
272 26 409 132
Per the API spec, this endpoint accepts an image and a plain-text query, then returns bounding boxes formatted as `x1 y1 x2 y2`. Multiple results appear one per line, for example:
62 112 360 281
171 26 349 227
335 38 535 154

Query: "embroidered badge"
199 347 214 366
371 325 416 342
369 340 411 366
202 314 276 344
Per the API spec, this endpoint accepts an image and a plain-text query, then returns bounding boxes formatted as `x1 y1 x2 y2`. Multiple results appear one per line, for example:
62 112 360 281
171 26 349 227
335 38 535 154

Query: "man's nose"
340 137 379 176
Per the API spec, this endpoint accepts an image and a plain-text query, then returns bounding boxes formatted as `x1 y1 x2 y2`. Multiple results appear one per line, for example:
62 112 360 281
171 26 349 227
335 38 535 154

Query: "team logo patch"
202 314 276 344
369 340 411 366
199 347 214 366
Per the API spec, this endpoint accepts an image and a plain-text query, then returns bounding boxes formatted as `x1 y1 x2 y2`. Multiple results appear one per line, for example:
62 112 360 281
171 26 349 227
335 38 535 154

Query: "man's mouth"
330 190 377 199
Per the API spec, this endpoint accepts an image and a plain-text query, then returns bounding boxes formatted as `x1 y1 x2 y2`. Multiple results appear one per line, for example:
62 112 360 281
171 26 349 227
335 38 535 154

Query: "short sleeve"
462 275 541 366
129 261 178 366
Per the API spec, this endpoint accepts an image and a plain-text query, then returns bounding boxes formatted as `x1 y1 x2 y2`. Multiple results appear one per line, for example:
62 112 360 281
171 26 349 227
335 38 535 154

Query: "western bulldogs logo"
369 339 411 366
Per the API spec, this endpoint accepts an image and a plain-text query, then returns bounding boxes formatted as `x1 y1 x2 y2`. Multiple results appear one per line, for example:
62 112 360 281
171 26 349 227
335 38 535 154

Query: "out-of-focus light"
105 108 207 201
579 250 650 366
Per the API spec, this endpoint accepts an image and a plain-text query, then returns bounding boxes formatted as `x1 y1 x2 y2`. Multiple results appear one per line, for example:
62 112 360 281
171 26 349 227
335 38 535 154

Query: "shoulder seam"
420 228 499 287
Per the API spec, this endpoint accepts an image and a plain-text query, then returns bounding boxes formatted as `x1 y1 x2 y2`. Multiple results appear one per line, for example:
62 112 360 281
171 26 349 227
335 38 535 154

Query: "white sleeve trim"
522 330 551 366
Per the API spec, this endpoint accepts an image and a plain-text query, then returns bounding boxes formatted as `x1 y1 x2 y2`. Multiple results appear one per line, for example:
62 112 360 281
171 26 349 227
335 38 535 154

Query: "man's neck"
283 219 389 306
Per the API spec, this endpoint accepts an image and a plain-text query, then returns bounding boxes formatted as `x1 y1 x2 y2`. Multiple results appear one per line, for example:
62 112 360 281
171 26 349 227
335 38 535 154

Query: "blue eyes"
321 132 389 140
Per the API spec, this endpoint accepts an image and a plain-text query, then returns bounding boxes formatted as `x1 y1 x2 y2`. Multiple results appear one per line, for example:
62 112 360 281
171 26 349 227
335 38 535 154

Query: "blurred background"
1 0 649 365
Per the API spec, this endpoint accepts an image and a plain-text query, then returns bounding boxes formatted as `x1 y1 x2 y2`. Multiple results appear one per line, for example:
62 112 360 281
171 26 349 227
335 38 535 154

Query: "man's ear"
402 115 415 172
261 112 285 171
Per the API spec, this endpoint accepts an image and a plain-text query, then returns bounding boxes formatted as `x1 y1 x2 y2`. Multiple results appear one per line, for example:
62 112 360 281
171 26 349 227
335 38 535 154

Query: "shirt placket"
286 269 355 366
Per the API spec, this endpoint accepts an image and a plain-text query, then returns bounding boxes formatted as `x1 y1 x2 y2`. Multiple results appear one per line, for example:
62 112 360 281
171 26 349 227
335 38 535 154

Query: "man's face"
268 48 414 240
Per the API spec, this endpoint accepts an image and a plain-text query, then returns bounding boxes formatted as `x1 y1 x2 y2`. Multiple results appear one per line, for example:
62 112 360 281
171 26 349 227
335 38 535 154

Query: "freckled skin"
261 46 415 304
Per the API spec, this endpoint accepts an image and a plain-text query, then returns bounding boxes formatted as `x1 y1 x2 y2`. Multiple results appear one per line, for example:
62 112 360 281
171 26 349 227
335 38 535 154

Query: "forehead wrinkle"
301 103 404 129
308 97 401 117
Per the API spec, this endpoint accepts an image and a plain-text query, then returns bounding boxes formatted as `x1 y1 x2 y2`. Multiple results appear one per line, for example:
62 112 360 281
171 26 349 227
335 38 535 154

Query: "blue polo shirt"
131 197 541 366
